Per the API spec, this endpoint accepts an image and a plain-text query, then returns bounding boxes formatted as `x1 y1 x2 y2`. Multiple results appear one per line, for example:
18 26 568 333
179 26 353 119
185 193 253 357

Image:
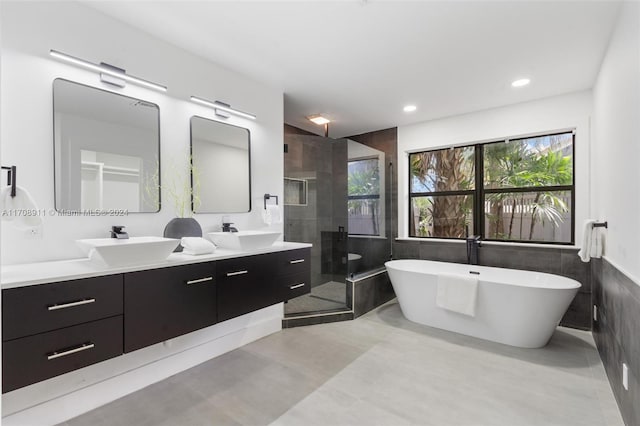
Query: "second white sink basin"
208 231 281 251
76 236 180 267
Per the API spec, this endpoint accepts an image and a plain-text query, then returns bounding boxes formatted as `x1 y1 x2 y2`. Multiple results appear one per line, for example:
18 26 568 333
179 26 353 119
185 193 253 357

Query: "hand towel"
1 185 43 229
436 273 479 317
578 219 598 262
590 226 603 259
262 204 282 226
180 237 216 255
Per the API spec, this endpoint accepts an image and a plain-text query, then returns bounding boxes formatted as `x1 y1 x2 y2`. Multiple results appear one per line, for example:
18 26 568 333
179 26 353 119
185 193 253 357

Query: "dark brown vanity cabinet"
2 246 310 393
217 248 311 321
277 248 311 300
124 262 217 353
2 275 124 392
217 253 280 322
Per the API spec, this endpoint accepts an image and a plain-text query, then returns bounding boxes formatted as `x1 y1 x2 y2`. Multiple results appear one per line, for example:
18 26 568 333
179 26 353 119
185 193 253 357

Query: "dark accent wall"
284 123 320 137
592 258 640 426
392 240 592 329
347 128 398 273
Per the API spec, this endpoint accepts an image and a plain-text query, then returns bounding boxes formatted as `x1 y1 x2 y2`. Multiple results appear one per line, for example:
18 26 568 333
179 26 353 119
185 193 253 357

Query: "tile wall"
592 258 639 426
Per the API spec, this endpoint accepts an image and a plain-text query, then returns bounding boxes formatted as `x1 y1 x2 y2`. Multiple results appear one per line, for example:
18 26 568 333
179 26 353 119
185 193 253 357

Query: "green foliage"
411 135 573 241
348 164 379 196
154 152 201 218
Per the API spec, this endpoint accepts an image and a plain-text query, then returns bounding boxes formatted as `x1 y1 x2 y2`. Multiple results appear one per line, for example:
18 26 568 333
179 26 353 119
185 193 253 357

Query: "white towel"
181 237 216 255
578 219 602 262
262 204 282 226
1 185 43 230
436 273 479 317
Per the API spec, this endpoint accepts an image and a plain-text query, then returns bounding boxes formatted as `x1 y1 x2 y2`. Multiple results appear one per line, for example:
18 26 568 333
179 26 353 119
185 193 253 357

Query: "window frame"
408 130 575 245
348 156 382 237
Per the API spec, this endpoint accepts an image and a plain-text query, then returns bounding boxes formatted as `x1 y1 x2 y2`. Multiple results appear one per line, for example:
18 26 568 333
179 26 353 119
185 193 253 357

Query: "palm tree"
410 148 474 237
523 150 572 239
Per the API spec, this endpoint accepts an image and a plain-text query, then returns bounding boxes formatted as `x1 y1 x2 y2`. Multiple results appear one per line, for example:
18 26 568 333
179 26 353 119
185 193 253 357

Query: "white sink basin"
208 231 281 251
76 236 180 267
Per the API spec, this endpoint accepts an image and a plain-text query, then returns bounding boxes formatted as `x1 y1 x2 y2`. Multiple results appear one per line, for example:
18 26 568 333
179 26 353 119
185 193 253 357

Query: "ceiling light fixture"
190 96 257 120
511 78 531 88
403 105 417 112
307 114 331 125
49 49 167 92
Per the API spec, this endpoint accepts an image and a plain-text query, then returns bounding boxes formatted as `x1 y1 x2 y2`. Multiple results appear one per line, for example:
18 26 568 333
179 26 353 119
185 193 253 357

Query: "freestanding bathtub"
385 259 581 348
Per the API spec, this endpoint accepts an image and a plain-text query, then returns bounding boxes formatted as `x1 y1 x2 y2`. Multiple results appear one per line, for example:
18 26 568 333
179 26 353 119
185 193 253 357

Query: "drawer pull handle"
48 298 96 311
290 283 305 290
227 270 248 277
47 343 95 361
289 259 305 264
186 277 213 285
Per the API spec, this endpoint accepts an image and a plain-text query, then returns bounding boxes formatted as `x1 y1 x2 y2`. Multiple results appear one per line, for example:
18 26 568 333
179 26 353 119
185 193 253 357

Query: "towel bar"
593 222 608 228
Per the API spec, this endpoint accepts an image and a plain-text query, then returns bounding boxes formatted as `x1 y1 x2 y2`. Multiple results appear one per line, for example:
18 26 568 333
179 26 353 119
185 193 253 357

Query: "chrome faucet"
466 235 481 265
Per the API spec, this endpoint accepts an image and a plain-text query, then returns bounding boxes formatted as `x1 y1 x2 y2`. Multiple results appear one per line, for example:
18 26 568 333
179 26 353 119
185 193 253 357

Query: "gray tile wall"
284 131 348 287
351 272 396 318
392 240 592 329
592 258 640 426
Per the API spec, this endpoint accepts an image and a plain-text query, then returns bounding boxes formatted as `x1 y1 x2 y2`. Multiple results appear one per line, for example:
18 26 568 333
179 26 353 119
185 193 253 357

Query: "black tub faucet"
111 226 129 239
466 235 481 265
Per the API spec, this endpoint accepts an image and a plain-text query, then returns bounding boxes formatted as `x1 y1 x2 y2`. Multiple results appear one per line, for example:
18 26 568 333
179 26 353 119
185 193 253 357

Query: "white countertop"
1 242 312 289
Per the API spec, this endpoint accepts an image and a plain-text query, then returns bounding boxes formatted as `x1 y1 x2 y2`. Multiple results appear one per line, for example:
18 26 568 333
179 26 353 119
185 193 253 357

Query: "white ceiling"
84 1 620 138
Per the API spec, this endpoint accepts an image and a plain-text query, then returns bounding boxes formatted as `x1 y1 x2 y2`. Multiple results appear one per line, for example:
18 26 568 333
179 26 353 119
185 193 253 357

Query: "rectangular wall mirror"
53 78 160 212
190 116 251 213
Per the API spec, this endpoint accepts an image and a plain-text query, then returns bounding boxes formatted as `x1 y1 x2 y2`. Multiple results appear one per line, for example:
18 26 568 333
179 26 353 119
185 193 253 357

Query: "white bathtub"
385 259 581 348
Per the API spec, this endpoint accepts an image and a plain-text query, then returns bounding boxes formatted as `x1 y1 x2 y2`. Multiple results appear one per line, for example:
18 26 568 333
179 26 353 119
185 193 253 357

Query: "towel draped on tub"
436 273 479 317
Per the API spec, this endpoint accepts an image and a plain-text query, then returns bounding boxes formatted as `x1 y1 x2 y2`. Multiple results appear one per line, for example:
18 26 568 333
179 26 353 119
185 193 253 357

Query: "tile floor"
61 301 623 426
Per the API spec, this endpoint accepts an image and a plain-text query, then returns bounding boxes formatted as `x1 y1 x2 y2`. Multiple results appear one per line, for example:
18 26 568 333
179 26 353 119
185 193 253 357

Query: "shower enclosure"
283 129 394 321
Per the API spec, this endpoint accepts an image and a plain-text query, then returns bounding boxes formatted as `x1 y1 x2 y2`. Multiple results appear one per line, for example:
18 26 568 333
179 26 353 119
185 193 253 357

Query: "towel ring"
264 193 279 210
1 165 16 197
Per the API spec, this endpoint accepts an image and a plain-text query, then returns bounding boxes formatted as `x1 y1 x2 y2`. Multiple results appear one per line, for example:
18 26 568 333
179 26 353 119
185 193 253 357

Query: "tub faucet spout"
466 235 481 265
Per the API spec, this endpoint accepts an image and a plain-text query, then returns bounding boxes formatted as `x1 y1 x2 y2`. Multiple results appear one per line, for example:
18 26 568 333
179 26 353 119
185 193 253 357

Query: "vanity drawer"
2 315 123 393
277 248 311 277
217 253 282 322
2 275 123 341
124 262 217 353
215 252 277 281
281 272 311 300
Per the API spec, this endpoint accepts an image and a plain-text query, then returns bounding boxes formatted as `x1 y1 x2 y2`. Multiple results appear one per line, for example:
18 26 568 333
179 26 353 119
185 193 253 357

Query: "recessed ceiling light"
403 105 417 112
511 78 531 88
307 114 330 125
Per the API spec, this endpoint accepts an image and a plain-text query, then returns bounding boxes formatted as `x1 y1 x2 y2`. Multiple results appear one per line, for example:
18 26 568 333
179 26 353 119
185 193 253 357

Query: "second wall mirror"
190 116 251 213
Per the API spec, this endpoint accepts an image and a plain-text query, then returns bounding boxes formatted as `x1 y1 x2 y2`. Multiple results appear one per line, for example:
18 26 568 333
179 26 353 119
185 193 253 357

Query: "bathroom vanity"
1 243 310 392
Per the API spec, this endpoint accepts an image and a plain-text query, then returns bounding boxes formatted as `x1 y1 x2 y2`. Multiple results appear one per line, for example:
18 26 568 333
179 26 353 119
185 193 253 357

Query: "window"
348 157 381 236
409 131 574 244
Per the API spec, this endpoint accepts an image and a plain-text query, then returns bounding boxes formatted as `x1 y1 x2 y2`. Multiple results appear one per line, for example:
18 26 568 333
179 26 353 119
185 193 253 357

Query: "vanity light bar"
49 49 167 92
190 96 257 120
